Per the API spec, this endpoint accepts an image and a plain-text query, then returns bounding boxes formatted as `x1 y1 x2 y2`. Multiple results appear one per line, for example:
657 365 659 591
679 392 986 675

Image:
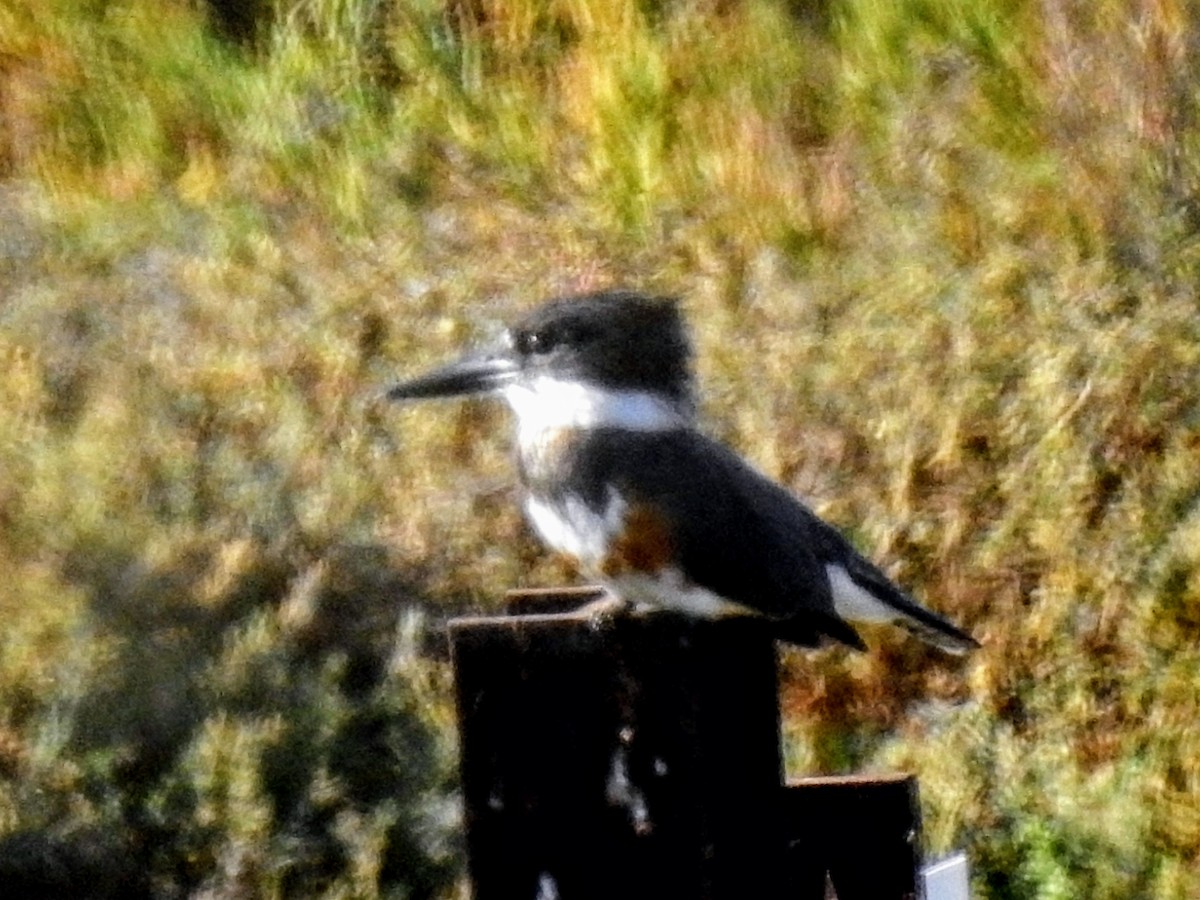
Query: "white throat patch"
502 376 684 443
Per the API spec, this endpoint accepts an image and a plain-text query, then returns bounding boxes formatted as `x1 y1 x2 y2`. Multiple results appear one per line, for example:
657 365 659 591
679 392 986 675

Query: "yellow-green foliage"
1 0 1199 895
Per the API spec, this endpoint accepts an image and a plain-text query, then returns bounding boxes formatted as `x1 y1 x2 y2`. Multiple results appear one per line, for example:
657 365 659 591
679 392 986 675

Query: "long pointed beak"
385 351 520 401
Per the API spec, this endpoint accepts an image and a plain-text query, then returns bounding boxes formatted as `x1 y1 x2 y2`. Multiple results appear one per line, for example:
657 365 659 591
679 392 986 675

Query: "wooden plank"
504 585 607 616
450 610 786 900
782 774 923 900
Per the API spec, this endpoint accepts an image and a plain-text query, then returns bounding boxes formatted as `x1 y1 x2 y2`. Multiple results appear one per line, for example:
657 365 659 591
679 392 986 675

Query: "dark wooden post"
784 774 923 900
449 609 785 900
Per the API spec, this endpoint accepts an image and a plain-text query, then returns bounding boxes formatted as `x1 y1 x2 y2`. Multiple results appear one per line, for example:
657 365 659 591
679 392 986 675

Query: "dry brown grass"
1 0 1199 895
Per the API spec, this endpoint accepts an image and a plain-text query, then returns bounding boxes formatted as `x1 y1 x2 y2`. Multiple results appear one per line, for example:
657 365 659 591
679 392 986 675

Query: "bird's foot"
571 592 631 631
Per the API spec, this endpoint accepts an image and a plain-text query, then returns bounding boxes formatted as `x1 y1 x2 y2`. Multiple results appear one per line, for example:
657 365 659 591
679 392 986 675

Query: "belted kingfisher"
386 290 979 653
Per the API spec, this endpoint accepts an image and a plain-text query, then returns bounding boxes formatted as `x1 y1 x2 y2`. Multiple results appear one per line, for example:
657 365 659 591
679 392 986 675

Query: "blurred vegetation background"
1 0 1198 896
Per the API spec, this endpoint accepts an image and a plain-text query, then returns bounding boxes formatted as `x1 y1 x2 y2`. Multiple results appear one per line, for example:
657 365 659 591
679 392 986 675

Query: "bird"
385 290 979 654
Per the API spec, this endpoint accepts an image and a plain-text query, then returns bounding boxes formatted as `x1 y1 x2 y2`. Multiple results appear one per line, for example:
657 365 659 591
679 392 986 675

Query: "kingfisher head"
386 291 694 434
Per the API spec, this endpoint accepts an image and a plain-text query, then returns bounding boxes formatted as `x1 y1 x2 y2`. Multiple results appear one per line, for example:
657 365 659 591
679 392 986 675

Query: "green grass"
1 0 1199 895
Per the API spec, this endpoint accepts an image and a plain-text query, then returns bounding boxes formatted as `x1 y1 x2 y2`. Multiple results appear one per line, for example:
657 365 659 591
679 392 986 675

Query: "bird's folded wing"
577 429 864 647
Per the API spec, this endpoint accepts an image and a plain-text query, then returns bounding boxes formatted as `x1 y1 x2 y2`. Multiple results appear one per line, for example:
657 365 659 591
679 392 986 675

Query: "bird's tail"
891 608 979 655
828 561 980 654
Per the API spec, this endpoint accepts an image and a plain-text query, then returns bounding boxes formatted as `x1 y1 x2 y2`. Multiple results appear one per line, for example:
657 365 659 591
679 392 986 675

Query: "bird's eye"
515 322 592 357
516 328 552 356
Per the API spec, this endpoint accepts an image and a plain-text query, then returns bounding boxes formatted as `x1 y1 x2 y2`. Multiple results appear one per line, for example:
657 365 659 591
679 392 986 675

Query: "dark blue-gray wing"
567 428 866 648
566 427 977 653
806 514 980 653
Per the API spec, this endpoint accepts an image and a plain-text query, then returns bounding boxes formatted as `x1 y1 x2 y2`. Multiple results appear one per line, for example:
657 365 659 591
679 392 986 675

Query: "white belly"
524 492 624 566
609 569 751 619
524 491 750 619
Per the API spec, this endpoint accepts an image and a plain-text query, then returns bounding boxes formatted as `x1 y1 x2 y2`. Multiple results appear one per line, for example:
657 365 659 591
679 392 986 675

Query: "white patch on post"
606 745 651 835
535 873 560 900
